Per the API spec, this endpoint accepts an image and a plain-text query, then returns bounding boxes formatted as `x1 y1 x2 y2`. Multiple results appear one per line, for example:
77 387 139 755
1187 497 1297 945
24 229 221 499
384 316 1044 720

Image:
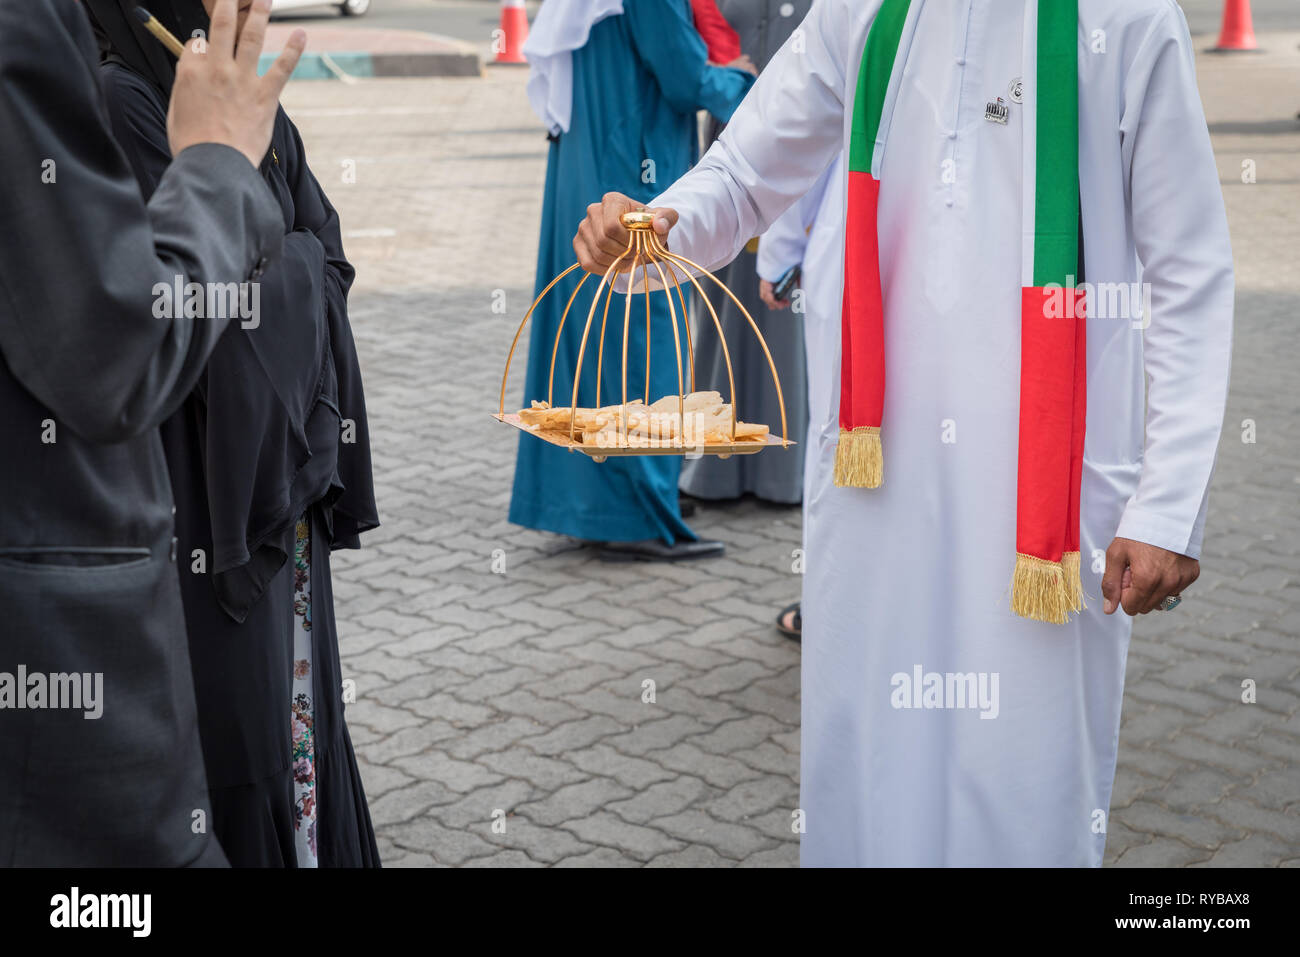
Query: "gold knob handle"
621 210 655 229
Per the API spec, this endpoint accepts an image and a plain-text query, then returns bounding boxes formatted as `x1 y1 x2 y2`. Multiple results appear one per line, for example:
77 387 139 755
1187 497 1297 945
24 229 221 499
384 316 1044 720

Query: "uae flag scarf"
837 0 1086 624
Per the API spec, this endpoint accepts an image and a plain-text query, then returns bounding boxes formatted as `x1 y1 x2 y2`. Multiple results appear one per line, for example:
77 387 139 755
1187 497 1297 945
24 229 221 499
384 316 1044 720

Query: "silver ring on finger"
1158 595 1182 611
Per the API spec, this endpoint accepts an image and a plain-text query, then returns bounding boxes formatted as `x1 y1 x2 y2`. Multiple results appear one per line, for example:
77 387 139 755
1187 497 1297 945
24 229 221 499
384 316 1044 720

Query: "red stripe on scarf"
840 170 886 431
1016 286 1086 562
1066 290 1087 556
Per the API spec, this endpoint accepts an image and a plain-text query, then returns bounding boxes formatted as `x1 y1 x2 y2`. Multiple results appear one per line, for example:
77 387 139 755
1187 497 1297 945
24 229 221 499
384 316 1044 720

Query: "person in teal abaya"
509 0 754 561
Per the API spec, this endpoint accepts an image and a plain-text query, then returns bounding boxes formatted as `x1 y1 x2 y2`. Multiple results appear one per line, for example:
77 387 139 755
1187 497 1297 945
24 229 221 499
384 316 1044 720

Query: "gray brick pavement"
278 35 1300 867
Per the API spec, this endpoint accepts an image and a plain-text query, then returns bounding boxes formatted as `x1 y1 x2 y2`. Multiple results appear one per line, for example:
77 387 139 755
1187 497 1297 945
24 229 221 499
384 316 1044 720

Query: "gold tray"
494 412 792 462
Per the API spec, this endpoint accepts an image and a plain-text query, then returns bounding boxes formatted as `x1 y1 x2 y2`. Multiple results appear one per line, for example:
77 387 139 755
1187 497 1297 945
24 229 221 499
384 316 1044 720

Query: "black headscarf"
83 1 211 93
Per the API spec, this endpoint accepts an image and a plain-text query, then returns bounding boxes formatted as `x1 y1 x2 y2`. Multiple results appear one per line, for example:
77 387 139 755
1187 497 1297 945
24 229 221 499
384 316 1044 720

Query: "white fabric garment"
756 155 844 506
651 0 1234 866
523 0 625 135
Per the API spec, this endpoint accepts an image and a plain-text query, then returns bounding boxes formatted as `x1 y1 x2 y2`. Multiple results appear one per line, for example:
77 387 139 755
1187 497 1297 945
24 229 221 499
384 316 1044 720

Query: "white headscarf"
524 0 625 136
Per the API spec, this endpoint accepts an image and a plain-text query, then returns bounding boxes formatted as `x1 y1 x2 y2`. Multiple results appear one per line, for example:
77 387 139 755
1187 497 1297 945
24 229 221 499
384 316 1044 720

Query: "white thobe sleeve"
755 202 811 284
648 0 852 276
755 160 834 283
1113 5 1234 561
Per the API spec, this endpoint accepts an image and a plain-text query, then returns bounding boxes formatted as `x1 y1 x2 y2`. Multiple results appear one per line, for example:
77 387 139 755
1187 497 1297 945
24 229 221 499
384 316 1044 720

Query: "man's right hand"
167 0 307 168
574 192 679 275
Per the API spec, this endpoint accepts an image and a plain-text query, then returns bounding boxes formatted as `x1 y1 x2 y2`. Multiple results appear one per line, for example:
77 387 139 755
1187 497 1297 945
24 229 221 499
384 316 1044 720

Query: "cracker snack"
519 392 768 447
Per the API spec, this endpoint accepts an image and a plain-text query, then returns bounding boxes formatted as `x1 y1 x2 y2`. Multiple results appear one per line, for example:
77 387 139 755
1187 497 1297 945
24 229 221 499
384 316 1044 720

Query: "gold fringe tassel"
1010 553 1071 625
1061 550 1086 612
833 426 882 488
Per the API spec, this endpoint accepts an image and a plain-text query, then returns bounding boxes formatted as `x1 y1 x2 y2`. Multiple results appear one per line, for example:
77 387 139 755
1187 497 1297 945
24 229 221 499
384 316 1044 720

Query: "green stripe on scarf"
848 0 911 175
1032 2 1079 286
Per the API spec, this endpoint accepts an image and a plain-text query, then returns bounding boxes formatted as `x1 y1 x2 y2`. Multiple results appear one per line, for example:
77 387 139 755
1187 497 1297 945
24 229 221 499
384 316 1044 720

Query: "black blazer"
0 0 283 866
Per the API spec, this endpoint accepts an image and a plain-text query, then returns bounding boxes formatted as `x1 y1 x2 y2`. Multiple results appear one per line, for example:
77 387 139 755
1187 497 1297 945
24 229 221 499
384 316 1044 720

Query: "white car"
272 0 372 16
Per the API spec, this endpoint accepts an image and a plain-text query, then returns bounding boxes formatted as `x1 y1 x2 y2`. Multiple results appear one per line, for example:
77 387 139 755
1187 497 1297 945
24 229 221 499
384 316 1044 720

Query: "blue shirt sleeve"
623 0 755 120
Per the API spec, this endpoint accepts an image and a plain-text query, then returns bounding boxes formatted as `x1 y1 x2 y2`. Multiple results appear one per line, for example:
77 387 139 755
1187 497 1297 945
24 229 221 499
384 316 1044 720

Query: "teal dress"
509 0 754 544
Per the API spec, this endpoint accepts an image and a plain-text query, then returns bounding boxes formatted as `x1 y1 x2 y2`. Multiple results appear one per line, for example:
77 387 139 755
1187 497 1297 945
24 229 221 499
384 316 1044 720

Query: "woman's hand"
168 0 306 168
726 54 758 76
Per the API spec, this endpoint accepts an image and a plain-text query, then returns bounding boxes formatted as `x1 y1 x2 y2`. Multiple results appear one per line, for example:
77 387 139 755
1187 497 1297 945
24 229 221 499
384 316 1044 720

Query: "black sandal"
776 601 801 642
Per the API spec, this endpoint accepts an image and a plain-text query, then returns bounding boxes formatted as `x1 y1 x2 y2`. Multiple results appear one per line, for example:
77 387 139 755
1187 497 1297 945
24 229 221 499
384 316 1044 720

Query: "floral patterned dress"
290 516 318 867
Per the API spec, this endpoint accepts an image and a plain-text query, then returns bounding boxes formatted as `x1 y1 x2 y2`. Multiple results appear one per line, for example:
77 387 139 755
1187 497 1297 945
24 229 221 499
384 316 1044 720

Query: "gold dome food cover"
496 210 792 463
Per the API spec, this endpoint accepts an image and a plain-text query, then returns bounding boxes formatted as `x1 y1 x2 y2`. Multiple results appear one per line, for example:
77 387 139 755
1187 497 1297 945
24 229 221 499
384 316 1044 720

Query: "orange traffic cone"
494 0 528 65
1211 0 1259 52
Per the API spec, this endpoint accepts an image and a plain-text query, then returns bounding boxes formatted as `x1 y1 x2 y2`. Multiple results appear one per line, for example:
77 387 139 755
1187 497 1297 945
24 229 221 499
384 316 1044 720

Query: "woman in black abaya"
84 0 381 867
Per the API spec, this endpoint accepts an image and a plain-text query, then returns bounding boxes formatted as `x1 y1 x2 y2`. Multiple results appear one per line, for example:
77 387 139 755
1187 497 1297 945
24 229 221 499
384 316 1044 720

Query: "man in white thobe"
573 0 1233 866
